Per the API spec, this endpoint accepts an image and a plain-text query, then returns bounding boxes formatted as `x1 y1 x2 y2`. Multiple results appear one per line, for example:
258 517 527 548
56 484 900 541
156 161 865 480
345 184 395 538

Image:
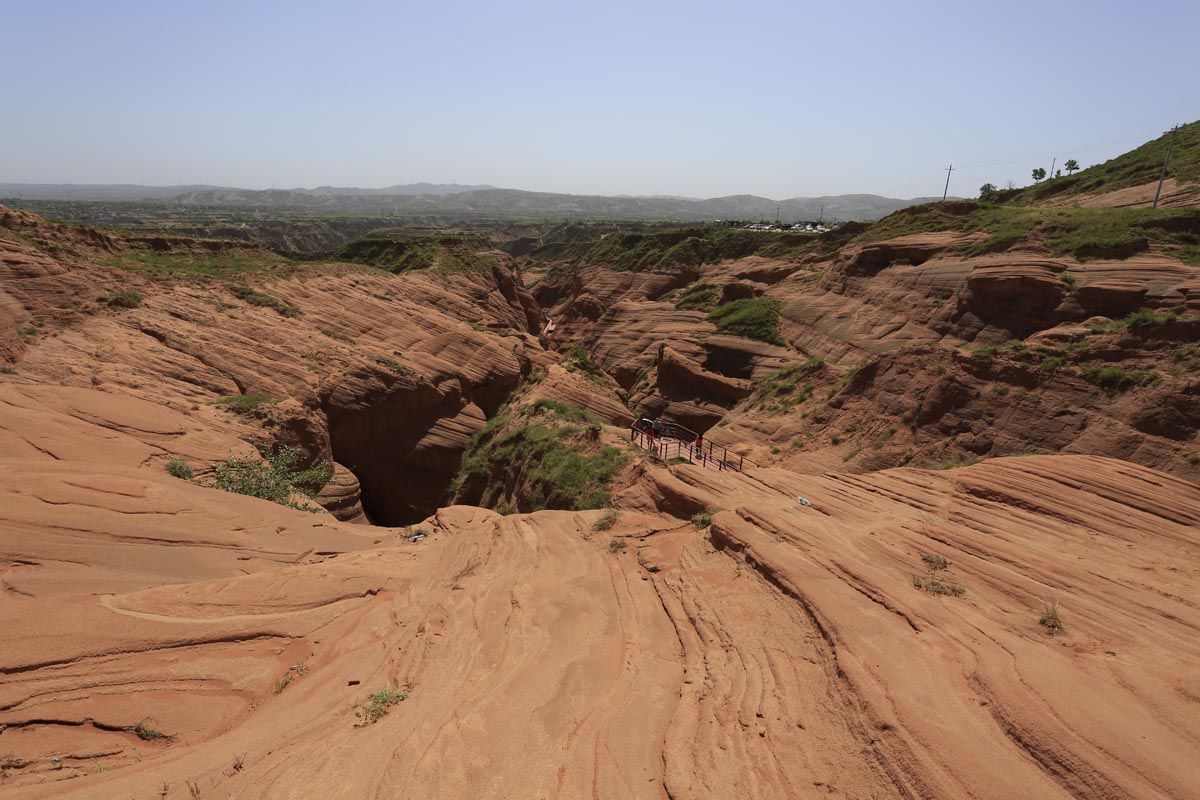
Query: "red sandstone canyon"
2 105 1200 800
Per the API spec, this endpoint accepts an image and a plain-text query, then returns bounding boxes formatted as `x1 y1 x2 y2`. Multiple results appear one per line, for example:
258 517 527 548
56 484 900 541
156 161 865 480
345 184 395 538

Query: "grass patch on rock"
229 284 301 316
99 288 144 308
706 298 784 345
747 357 824 413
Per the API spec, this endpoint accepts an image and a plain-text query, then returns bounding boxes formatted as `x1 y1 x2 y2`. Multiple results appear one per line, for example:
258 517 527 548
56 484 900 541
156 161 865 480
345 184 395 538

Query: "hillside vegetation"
1002 119 1199 204
449 398 627 514
858 201 1200 263
335 229 499 274
525 222 856 273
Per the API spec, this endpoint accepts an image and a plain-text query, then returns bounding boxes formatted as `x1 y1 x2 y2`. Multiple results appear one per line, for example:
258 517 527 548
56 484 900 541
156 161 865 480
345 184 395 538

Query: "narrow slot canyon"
324 370 527 526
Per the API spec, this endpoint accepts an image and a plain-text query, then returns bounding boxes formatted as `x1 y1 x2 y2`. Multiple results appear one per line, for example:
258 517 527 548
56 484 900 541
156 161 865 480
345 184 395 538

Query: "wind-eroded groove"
827 559 922 633
0 632 284 677
98 587 380 624
137 324 248 394
704 521 929 798
967 674 1137 800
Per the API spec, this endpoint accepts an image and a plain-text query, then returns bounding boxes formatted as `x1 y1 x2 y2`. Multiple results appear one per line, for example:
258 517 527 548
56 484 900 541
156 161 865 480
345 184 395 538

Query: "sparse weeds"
451 561 480 583
691 508 716 529
913 552 965 597
593 509 619 531
1038 600 1065 634
921 552 950 570
748 357 824 413
133 718 173 742
373 355 414 376
356 689 408 724
608 537 627 554
273 663 308 694
319 327 353 343
563 344 606 382
913 574 966 597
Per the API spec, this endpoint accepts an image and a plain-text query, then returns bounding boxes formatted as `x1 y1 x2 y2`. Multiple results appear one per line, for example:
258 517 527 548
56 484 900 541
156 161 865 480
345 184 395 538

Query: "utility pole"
819 203 824 225
941 164 954 202
1153 124 1180 209
1048 157 1056 181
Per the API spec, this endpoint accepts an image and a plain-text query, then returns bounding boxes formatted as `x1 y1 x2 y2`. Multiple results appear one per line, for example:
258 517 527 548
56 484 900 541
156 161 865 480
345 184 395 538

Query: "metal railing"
630 418 748 472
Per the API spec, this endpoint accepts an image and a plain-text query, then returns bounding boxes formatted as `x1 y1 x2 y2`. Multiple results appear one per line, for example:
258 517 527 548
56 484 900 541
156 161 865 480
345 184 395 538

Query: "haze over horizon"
4 0 1197 200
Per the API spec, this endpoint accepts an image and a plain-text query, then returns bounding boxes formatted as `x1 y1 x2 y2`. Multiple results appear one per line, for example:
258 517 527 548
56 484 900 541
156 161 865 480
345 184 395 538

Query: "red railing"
630 418 748 472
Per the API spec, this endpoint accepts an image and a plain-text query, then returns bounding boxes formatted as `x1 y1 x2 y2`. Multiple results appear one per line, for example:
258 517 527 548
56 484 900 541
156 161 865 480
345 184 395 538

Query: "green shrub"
100 289 144 308
608 537 627 554
691 508 716 529
165 459 194 480
706 298 784 345
210 447 332 509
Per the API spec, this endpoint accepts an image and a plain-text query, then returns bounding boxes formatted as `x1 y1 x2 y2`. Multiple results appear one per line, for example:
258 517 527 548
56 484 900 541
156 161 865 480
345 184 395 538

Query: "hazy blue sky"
4 0 1197 199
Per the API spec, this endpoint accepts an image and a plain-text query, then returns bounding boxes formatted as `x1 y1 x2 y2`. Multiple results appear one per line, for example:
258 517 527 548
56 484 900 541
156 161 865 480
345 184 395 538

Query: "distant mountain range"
0 183 944 221
0 182 496 201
